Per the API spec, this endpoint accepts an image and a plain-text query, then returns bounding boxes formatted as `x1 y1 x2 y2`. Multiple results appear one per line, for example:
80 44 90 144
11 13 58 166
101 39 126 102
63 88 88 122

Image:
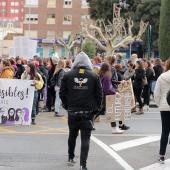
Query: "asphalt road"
0 106 170 170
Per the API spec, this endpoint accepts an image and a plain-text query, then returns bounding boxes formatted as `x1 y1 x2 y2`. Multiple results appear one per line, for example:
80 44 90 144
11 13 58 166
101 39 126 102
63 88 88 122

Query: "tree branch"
89 24 107 42
82 30 107 51
113 36 134 50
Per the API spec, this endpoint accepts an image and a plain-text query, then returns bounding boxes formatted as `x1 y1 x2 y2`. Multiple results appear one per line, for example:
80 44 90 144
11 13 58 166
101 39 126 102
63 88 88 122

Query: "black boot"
31 119 36 125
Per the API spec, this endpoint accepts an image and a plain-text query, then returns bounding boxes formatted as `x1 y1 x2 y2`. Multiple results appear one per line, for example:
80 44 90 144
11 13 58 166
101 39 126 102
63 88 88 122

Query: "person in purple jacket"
98 63 126 134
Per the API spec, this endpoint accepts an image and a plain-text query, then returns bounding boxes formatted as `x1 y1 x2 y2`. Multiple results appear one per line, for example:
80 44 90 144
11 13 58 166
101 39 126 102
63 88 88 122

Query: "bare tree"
56 33 77 59
81 17 148 56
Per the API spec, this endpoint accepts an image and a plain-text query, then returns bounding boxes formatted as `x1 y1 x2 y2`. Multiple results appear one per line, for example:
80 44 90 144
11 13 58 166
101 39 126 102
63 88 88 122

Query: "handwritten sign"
118 79 135 109
0 79 35 125
105 93 131 122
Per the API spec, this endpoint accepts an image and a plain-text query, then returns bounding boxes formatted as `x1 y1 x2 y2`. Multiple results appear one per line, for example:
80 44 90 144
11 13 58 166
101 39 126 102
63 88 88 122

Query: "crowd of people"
0 52 170 169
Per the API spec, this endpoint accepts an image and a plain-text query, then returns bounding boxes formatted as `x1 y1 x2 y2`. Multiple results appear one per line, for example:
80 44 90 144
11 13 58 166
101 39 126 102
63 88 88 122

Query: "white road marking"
91 135 134 170
93 134 160 137
110 136 160 151
139 159 170 170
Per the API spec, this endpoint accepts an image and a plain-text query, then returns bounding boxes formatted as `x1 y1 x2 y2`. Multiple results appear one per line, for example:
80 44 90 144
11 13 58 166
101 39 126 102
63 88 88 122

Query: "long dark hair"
136 60 144 70
8 108 15 121
27 63 40 80
98 63 111 77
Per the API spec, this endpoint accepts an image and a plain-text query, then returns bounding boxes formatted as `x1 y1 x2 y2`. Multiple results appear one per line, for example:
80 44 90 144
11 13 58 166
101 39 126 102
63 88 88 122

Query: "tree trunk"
65 49 69 59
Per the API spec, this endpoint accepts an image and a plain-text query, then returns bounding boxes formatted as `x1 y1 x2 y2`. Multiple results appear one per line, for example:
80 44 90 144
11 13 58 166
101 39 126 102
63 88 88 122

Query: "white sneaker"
143 105 147 111
146 105 150 111
112 127 124 134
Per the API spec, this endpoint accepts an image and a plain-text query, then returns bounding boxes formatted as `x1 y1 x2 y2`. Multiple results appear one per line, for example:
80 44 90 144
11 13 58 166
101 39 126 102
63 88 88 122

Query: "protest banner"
118 79 135 109
0 79 35 125
105 93 131 122
9 37 38 59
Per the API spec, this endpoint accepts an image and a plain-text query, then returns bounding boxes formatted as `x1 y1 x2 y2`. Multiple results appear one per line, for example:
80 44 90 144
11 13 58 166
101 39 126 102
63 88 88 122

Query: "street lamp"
76 33 84 51
148 25 152 60
1 9 5 57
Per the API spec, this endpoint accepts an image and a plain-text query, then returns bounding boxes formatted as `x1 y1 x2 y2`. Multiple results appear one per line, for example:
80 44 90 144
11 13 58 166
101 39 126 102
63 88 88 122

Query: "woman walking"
106 56 129 133
132 60 145 115
98 63 124 134
143 61 154 111
21 63 44 125
154 58 170 164
53 59 66 117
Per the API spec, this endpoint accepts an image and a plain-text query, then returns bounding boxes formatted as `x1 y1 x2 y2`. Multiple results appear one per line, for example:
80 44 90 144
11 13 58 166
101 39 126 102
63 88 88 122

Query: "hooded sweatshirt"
60 52 103 111
154 70 170 111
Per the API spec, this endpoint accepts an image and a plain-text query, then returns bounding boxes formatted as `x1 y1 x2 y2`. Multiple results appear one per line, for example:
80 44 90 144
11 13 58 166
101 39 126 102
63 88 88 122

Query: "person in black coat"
152 58 164 93
14 57 25 79
132 60 145 115
60 52 103 170
142 61 154 111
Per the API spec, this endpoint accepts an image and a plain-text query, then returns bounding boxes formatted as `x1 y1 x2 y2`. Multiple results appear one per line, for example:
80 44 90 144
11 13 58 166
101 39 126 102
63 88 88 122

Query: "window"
63 14 72 25
11 2 15 6
11 9 15 13
15 2 19 6
2 2 6 6
47 14 55 24
15 17 18 21
63 0 72 8
81 0 89 8
47 31 55 39
47 0 56 7
15 9 19 13
25 14 38 22
63 31 71 39
21 8 23 12
24 30 38 38
25 0 38 6
81 15 90 20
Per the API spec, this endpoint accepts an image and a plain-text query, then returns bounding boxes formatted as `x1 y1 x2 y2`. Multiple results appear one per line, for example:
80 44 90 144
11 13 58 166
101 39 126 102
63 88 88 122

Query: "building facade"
23 0 89 58
0 0 24 25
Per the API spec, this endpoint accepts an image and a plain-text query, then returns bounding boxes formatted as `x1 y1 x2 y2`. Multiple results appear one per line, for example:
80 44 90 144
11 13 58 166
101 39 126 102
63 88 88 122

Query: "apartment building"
0 0 24 26
23 0 89 58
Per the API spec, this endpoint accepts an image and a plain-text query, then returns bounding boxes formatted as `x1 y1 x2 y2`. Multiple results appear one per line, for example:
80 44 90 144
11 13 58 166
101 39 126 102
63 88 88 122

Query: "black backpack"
166 89 170 106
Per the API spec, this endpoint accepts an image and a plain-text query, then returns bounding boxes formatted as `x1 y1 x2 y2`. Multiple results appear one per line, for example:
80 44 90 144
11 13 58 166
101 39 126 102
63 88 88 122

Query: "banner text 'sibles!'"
0 87 29 100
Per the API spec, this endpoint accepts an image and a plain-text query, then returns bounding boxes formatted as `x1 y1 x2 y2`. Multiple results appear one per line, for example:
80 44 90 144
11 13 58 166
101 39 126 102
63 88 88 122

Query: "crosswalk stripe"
110 136 160 151
139 158 170 170
91 135 134 170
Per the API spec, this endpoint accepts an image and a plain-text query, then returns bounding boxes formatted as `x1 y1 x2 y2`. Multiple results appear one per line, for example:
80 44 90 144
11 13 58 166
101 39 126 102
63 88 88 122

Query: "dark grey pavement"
0 106 169 170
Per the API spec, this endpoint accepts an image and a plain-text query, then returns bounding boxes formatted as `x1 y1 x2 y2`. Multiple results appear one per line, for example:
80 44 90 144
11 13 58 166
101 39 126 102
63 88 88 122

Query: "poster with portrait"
105 93 131 122
0 79 35 125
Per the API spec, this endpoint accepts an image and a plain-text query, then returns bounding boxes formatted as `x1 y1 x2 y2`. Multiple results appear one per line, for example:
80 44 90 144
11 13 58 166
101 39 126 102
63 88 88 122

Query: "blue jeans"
55 86 61 113
32 91 39 119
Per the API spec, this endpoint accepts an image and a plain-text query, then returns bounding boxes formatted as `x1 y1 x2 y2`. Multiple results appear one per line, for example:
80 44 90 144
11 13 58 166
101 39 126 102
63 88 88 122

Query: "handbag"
166 89 170 106
143 77 148 85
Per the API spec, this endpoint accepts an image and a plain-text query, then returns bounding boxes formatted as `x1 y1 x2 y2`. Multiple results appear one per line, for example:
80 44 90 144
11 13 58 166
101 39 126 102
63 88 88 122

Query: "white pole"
2 9 5 57
28 1 31 38
113 2 114 26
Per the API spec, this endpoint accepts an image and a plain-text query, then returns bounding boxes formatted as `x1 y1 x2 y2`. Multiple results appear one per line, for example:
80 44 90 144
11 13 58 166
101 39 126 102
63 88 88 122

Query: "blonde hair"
53 59 66 75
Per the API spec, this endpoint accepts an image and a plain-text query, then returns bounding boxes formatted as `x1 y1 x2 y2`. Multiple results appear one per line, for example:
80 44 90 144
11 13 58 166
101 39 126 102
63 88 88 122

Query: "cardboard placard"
105 93 131 122
118 79 135 109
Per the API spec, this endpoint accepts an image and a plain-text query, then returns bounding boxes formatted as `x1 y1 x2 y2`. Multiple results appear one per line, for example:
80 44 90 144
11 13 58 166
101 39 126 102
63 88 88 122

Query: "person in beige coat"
154 58 170 164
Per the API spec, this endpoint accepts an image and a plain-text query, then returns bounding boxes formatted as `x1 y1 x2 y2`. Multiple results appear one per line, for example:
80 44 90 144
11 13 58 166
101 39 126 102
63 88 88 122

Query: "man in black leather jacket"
59 52 103 170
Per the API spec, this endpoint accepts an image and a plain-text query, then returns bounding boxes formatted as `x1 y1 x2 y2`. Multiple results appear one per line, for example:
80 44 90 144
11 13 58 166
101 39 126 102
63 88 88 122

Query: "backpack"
50 69 62 87
166 89 170 106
